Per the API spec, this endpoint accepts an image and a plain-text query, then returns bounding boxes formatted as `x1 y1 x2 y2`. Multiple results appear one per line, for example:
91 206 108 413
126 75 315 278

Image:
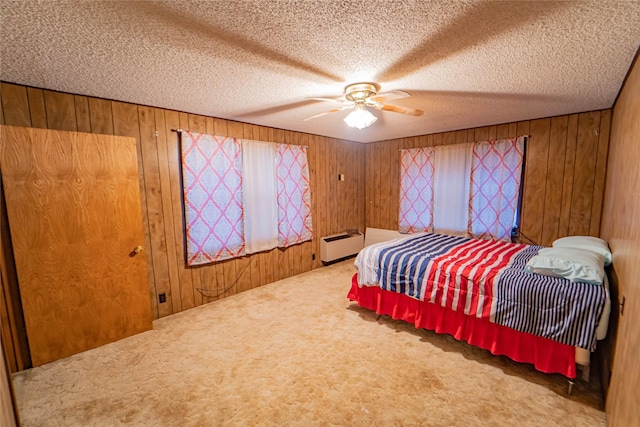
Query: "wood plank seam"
135 106 160 318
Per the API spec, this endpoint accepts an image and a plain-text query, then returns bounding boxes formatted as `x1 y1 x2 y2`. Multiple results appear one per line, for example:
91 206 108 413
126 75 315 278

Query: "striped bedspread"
354 233 606 350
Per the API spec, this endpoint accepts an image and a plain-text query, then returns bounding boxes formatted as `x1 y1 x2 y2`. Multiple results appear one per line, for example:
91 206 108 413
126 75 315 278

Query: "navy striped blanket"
354 233 606 350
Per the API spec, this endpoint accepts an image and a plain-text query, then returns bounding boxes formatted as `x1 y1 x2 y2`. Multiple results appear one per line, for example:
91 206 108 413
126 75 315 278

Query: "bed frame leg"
567 380 575 395
580 365 590 382
375 314 382 321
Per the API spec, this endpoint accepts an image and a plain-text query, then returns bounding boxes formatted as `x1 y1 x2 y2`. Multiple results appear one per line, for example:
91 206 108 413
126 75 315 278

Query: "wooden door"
1 333 18 427
606 287 640 426
0 125 152 366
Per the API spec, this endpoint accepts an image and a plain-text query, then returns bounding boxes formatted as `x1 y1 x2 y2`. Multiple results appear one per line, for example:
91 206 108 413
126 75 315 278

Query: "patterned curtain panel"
399 147 435 233
276 144 313 247
181 131 245 265
468 136 525 241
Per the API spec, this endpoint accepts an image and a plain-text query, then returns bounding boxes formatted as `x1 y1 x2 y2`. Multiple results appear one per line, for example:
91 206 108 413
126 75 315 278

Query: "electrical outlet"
159 293 167 303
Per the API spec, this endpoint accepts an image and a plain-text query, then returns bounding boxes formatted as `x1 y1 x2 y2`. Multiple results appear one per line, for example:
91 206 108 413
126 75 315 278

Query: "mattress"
355 232 609 351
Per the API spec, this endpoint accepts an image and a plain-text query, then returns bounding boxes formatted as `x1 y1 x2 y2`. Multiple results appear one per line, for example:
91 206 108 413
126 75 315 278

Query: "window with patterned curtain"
180 131 245 266
398 147 435 233
180 132 313 266
468 137 525 241
276 144 313 247
398 137 525 241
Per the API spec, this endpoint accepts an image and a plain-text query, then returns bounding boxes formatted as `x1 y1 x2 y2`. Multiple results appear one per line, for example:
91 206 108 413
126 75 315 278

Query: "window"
181 132 313 266
242 140 278 254
399 137 525 241
433 143 472 236
276 144 313 247
180 132 245 265
399 147 435 233
468 138 525 241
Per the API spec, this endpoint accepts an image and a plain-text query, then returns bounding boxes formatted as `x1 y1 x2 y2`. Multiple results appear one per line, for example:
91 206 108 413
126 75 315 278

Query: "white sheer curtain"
433 143 472 236
242 140 279 254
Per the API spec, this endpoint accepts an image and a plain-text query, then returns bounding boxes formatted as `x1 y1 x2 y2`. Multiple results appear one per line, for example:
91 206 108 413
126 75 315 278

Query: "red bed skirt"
348 273 576 378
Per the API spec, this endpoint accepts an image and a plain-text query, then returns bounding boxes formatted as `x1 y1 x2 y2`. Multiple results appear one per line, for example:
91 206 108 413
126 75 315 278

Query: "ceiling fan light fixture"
344 83 377 102
304 82 419 128
344 103 377 129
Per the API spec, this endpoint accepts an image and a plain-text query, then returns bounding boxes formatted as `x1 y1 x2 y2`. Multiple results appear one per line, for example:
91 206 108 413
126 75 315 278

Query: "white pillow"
552 236 612 266
525 247 605 285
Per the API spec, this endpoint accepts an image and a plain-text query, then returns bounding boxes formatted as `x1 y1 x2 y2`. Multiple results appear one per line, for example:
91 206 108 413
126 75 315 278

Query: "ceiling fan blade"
308 96 349 105
303 106 353 121
369 90 411 103
377 103 424 116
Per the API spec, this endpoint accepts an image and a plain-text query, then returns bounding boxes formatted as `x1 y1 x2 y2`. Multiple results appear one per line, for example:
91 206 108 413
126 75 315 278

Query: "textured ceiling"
1 1 639 143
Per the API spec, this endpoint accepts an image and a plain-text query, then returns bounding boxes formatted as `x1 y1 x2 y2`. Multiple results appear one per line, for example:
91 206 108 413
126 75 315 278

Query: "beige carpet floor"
12 260 606 426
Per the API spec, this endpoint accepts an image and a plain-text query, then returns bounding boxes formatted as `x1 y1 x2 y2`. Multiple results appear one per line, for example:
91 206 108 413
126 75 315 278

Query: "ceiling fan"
304 83 424 129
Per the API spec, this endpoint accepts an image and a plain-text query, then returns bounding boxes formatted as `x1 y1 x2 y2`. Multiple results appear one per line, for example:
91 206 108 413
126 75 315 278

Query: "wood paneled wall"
600 52 640 427
365 112 611 247
0 82 365 369
0 81 615 375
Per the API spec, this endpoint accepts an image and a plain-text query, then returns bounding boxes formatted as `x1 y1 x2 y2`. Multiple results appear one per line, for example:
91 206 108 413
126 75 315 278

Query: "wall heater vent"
320 232 364 264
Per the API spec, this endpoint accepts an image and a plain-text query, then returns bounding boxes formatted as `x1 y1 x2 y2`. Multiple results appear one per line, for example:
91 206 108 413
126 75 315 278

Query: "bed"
347 231 610 384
